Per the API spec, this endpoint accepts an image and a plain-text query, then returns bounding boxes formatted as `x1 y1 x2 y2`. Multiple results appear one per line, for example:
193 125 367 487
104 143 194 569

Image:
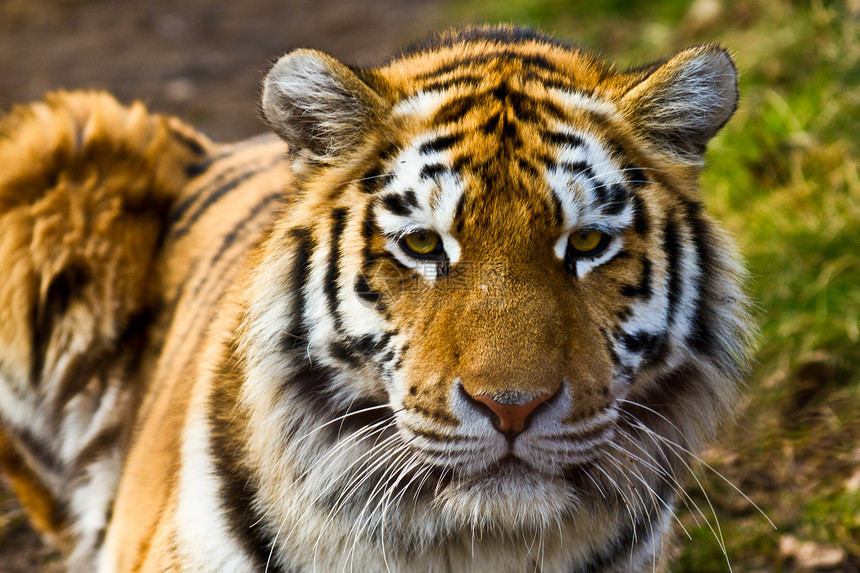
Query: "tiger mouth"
402 417 616 476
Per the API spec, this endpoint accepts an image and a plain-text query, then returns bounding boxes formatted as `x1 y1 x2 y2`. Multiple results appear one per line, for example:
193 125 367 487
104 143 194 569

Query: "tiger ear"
620 45 738 161
261 49 385 161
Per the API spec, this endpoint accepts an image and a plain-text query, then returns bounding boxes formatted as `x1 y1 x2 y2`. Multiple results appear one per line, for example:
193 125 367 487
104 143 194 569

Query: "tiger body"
0 27 750 572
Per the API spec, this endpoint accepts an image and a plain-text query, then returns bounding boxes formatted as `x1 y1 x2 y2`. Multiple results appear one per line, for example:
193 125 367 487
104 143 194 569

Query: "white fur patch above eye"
545 129 633 277
392 90 448 118
547 88 619 118
374 136 465 273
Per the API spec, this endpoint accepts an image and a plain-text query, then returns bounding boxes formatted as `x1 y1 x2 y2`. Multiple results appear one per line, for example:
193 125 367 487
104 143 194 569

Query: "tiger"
0 25 751 572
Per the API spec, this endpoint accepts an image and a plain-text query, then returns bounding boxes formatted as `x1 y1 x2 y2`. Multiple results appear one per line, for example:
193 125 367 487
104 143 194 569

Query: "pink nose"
471 393 553 434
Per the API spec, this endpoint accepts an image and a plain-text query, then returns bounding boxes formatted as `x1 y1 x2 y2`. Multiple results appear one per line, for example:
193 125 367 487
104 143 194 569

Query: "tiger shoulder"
0 25 751 573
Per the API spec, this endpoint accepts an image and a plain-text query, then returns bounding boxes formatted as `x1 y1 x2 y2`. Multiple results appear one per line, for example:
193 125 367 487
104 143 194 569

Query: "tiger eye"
402 231 442 257
568 230 604 254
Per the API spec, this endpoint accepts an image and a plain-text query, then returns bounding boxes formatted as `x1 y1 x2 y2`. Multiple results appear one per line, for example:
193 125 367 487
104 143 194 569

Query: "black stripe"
168 127 207 157
620 256 652 298
433 95 478 124
357 163 394 194
625 164 648 190
571 482 671 572
420 163 447 180
70 425 121 477
620 330 660 355
516 156 540 180
380 194 413 217
682 200 717 355
1 423 62 476
168 168 258 243
328 333 391 367
281 228 315 352
591 179 608 206
663 217 682 326
479 112 502 134
167 160 242 228
402 189 419 209
603 184 630 216
286 363 390 440
208 193 283 268
630 192 650 235
353 273 381 305
324 208 349 332
418 132 464 155
549 189 564 228
208 352 286 573
420 75 483 93
420 51 557 80
453 193 467 234
545 131 585 149
561 161 593 179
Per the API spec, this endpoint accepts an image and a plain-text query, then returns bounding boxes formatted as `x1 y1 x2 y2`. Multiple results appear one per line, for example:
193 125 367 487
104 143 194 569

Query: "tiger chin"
0 25 751 573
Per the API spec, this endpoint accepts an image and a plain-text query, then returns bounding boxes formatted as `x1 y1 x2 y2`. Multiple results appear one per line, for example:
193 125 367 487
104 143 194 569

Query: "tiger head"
244 27 750 535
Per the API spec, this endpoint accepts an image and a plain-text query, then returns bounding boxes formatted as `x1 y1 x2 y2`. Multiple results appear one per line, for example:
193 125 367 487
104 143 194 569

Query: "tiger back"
0 26 751 572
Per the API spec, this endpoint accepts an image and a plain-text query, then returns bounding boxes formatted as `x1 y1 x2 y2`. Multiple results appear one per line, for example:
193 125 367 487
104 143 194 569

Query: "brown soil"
0 0 445 570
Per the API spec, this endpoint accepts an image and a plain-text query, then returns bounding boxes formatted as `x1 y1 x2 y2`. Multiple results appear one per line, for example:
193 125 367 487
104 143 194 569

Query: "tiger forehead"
374 33 631 98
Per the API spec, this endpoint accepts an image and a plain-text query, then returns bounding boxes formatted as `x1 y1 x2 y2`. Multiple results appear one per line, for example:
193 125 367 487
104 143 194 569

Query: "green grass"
440 0 860 569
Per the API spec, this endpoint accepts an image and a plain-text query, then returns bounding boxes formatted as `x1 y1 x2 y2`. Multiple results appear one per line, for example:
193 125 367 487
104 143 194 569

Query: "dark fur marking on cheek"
620 330 662 356
324 208 349 333
681 200 718 356
600 328 621 368
329 331 397 368
281 228 315 352
353 273 381 305
620 256 652 299
286 363 391 438
208 356 287 573
663 217 682 327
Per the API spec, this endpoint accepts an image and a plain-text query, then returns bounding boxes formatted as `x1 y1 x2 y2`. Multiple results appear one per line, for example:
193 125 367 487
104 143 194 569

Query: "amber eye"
401 231 443 258
568 229 608 255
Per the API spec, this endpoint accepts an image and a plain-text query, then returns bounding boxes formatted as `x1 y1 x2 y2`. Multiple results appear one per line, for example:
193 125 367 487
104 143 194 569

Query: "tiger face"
0 26 752 572
248 25 750 552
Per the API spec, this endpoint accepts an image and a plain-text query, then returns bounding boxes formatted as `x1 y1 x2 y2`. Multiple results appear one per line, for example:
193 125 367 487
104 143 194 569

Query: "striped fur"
0 27 751 572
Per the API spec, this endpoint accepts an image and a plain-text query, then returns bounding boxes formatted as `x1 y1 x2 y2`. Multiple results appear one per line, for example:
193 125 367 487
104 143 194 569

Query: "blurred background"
1 0 858 571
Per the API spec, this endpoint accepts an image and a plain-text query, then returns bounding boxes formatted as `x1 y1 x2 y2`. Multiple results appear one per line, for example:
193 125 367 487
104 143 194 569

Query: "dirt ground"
0 0 446 570
0 0 446 140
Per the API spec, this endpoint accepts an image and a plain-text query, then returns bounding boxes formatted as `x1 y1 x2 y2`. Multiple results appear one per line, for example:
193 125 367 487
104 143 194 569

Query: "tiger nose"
468 391 554 436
